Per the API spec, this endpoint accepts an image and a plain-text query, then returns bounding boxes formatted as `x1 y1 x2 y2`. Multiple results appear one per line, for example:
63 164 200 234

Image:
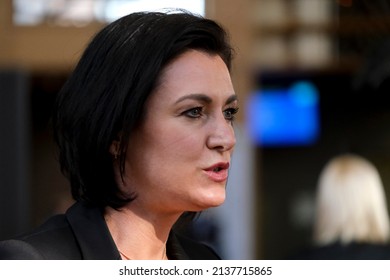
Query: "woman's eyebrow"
174 93 212 104
175 93 238 105
225 94 238 105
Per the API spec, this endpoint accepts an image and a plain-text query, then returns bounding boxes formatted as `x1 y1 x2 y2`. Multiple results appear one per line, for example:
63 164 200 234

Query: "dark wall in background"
29 74 73 227
0 70 31 240
0 71 72 240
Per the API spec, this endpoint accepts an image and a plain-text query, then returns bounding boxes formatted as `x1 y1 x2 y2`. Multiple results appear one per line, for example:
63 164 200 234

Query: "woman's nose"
206 116 236 152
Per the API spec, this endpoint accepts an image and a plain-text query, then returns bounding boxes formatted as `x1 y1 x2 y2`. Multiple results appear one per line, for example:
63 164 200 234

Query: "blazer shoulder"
1 214 81 259
0 239 44 260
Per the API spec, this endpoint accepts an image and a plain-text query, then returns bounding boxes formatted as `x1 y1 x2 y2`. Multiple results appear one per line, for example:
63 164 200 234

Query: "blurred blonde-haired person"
294 154 390 259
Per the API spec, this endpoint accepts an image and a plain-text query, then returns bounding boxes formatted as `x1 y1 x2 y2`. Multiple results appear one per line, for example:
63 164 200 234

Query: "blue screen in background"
246 81 320 147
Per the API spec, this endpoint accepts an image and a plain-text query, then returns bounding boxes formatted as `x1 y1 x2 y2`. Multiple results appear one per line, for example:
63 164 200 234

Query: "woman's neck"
104 204 180 260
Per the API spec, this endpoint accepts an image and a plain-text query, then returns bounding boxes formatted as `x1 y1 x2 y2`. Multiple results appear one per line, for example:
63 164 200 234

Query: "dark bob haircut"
53 10 233 209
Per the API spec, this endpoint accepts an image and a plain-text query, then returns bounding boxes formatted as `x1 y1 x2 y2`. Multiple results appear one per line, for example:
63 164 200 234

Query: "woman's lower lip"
203 169 228 182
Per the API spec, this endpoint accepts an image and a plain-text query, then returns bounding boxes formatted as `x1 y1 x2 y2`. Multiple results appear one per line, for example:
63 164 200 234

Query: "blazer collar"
167 232 190 260
66 202 121 260
65 202 190 260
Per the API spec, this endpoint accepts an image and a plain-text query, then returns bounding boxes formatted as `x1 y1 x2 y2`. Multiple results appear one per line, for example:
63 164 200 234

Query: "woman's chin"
193 190 226 210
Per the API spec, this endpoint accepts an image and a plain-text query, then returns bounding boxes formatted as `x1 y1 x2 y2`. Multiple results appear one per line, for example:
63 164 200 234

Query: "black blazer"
0 202 220 260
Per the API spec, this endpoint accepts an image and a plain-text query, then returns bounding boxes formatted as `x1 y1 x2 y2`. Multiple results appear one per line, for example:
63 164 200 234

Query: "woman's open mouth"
204 162 230 182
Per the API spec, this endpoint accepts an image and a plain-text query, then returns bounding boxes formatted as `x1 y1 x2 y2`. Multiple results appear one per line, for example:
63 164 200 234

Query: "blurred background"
1 0 390 260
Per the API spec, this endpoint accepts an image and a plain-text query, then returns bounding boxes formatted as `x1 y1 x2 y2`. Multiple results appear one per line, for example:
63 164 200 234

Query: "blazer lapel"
66 202 121 260
167 232 190 260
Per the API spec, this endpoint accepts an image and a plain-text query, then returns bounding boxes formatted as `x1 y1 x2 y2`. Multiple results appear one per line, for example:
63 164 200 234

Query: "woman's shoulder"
0 213 81 260
0 239 44 259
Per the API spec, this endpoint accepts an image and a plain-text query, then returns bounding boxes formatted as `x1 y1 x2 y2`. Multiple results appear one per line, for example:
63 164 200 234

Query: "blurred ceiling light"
13 0 205 26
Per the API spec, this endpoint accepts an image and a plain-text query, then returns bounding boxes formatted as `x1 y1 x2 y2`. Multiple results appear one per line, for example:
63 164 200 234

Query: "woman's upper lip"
204 162 230 171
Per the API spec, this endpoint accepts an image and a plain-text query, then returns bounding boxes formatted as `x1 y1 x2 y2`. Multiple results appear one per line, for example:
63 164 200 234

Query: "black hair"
52 10 233 208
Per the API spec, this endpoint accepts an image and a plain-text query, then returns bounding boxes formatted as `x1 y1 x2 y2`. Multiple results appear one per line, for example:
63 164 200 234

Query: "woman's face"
122 49 237 214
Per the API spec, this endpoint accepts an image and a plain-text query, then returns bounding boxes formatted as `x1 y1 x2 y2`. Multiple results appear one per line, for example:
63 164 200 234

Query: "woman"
0 10 238 260
294 154 390 259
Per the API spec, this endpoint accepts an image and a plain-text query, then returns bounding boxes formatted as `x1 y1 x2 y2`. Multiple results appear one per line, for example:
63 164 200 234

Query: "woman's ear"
109 134 122 159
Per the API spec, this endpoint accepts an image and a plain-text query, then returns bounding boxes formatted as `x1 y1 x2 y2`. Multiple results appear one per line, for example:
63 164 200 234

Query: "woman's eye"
183 107 203 118
224 107 239 121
